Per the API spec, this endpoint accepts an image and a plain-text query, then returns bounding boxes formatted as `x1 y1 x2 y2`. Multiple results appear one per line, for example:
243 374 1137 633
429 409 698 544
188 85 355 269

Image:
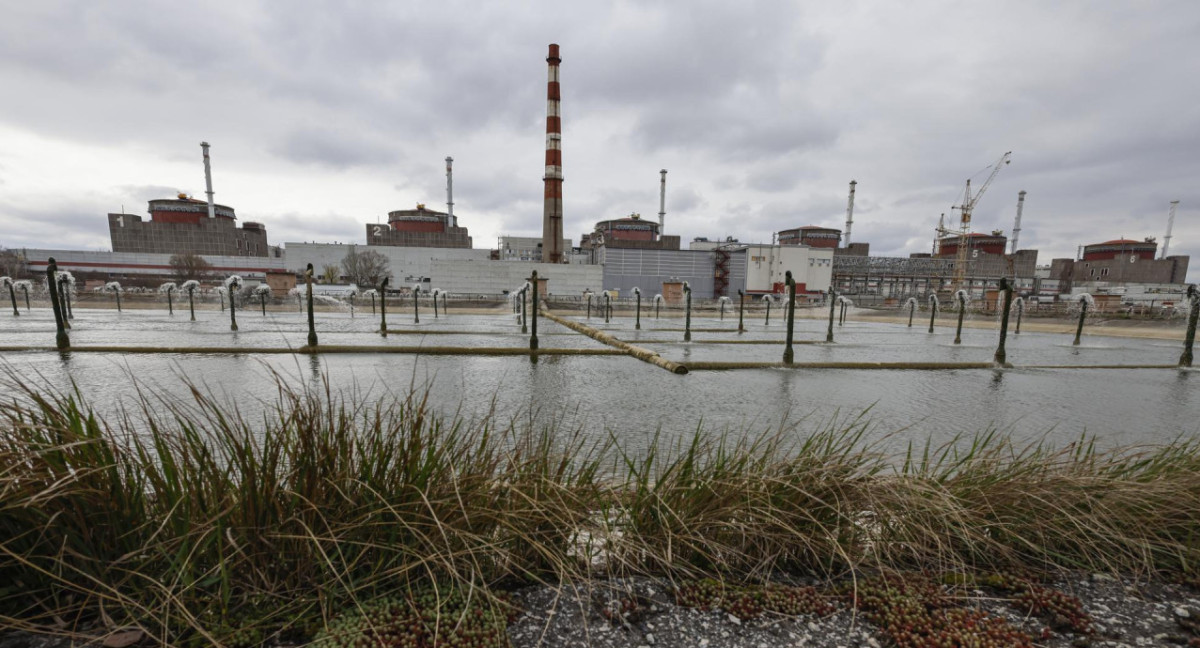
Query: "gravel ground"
3 573 1199 647
506 574 1200 648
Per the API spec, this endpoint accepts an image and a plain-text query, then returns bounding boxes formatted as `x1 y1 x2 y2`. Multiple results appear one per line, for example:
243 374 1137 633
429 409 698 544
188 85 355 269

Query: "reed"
3 370 1200 645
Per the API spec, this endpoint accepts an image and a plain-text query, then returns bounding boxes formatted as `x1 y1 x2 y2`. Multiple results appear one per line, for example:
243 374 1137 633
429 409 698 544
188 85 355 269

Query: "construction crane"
948 151 1012 291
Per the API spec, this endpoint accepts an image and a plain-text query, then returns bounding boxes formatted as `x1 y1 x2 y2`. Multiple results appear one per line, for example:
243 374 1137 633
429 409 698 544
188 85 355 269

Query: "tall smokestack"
542 44 564 263
1163 200 1180 258
1010 190 1026 254
844 180 857 247
445 156 455 228
200 142 215 219
658 169 667 234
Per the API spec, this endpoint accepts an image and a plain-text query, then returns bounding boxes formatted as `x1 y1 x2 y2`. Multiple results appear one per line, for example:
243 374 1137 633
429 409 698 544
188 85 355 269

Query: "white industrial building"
283 242 601 295
742 244 834 295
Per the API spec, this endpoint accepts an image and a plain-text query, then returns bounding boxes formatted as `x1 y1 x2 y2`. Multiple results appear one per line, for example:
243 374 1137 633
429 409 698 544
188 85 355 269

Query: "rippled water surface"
3 304 1197 452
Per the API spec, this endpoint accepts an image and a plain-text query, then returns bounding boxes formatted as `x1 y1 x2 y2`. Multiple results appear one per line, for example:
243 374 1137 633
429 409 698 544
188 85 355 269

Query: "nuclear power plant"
7 44 1191 307
106 143 272 257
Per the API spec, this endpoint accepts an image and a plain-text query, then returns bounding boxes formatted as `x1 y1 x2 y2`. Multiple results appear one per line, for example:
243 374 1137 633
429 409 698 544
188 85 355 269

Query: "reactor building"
107 143 272 257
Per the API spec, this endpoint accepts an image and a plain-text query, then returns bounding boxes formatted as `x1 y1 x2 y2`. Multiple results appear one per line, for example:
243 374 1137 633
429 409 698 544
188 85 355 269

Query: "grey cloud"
271 127 399 169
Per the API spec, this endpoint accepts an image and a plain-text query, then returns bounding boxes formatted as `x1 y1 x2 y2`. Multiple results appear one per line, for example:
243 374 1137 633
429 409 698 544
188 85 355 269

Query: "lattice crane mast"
949 151 1011 291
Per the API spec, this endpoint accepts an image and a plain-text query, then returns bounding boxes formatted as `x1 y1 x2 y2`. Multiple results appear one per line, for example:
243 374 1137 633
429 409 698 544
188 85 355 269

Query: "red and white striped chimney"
542 43 564 264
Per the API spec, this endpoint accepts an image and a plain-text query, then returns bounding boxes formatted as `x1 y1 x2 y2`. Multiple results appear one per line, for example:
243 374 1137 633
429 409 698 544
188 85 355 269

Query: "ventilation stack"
844 180 857 247
658 169 667 233
1010 190 1026 254
542 44 565 263
1163 200 1180 258
200 142 215 219
445 156 455 228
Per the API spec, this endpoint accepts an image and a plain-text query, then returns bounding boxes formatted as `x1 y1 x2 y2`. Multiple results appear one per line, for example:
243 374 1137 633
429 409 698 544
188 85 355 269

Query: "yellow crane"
949 151 1011 291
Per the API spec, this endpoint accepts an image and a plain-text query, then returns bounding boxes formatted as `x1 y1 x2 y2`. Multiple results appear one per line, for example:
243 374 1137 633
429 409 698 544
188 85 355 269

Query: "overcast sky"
1 1 1197 280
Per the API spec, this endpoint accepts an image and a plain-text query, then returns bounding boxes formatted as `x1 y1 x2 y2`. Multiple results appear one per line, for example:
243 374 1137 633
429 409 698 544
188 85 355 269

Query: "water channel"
3 305 1197 454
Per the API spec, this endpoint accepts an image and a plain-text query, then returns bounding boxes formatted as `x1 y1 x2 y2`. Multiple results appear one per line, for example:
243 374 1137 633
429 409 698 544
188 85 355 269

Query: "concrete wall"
108 213 270 257
21 248 287 278
597 247 747 298
431 260 602 295
282 242 600 295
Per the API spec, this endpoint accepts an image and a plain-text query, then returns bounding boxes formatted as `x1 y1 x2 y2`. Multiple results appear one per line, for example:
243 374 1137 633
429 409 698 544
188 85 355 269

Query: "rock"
1174 606 1190 619
808 622 821 632
1092 573 1117 582
728 613 741 625
644 633 655 645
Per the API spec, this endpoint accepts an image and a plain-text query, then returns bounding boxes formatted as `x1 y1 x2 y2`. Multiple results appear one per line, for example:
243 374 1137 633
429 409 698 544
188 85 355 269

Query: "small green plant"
844 575 1033 648
311 585 516 648
674 579 833 621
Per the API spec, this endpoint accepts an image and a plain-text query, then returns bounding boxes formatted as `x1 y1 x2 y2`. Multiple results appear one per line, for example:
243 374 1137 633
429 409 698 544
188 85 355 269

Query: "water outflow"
1072 293 1095 346
15 280 32 313
632 287 642 330
182 280 201 321
224 275 242 331
1 277 17 316
905 297 918 327
55 271 76 321
105 281 123 313
837 295 853 327
585 291 594 319
927 294 940 334
431 288 440 318
254 284 273 316
762 294 773 326
604 291 611 324
346 284 359 318
1008 296 1025 335
362 288 378 315
654 294 664 319
953 289 970 344
717 295 731 321
159 282 177 316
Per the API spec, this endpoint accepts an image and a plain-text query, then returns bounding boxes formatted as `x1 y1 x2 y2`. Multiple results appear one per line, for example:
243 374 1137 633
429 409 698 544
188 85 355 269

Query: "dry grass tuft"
2 369 1199 645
